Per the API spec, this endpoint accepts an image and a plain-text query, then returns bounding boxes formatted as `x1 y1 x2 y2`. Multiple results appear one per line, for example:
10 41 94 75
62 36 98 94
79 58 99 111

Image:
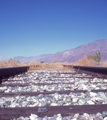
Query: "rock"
4 101 11 106
93 112 104 120
27 101 35 105
78 99 86 105
87 100 95 105
95 97 104 104
56 114 62 120
81 84 88 90
42 98 46 102
91 97 104 104
43 116 48 120
29 114 38 120
51 103 58 106
94 116 103 120
65 116 72 120
96 112 103 117
52 114 58 119
38 94 43 99
0 103 5 108
77 115 88 120
65 96 72 102
98 92 106 99
91 84 96 88
17 116 25 120
57 101 64 106
90 92 98 97
73 113 79 118
72 97 78 103
104 117 107 120
83 113 90 119
11 103 20 107
54 93 59 100
21 101 28 107
102 111 107 117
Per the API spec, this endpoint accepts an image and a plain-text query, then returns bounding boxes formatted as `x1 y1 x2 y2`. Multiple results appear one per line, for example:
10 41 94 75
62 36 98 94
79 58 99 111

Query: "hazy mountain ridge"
14 39 107 63
14 54 54 63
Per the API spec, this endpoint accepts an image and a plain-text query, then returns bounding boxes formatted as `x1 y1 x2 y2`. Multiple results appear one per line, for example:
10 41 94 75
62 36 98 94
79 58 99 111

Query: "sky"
0 0 107 59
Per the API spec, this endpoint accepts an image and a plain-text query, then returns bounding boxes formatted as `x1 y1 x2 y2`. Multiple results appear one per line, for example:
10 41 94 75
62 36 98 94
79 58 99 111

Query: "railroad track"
0 66 107 119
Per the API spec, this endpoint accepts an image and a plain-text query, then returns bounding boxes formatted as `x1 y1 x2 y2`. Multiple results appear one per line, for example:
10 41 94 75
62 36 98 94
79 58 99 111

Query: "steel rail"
0 66 30 83
63 65 107 78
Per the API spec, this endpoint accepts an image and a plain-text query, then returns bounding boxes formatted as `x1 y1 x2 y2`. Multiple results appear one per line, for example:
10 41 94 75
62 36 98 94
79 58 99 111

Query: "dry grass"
28 61 74 71
74 55 96 66
0 59 74 71
100 61 107 67
1 55 107 71
0 59 27 68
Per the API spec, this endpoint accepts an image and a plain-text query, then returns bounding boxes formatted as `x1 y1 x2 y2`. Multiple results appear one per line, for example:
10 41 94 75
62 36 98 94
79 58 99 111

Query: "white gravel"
1 70 107 120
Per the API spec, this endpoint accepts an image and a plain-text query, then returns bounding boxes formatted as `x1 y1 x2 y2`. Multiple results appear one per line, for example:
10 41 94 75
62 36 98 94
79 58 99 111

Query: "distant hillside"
14 54 53 63
46 39 107 63
14 39 107 63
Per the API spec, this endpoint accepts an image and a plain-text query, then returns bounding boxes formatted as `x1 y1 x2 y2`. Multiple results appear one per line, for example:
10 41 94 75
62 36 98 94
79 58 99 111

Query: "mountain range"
14 39 107 63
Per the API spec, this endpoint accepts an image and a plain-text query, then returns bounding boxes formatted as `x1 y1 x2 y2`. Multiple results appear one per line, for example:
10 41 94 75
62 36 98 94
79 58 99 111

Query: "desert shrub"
0 59 8 68
88 52 101 62
7 58 18 67
0 58 27 68
28 61 74 71
75 55 96 66
28 61 42 70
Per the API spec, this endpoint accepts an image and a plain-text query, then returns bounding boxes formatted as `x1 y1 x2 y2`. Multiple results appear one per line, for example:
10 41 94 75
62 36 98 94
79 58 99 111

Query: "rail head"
0 66 30 70
0 66 30 80
63 65 107 78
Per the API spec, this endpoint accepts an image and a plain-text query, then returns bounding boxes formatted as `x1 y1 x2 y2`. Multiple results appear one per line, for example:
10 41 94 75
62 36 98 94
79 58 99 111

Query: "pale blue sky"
0 0 107 59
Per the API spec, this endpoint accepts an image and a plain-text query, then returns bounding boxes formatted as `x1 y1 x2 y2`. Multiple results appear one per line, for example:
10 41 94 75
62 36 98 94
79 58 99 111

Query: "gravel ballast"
1 70 107 120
